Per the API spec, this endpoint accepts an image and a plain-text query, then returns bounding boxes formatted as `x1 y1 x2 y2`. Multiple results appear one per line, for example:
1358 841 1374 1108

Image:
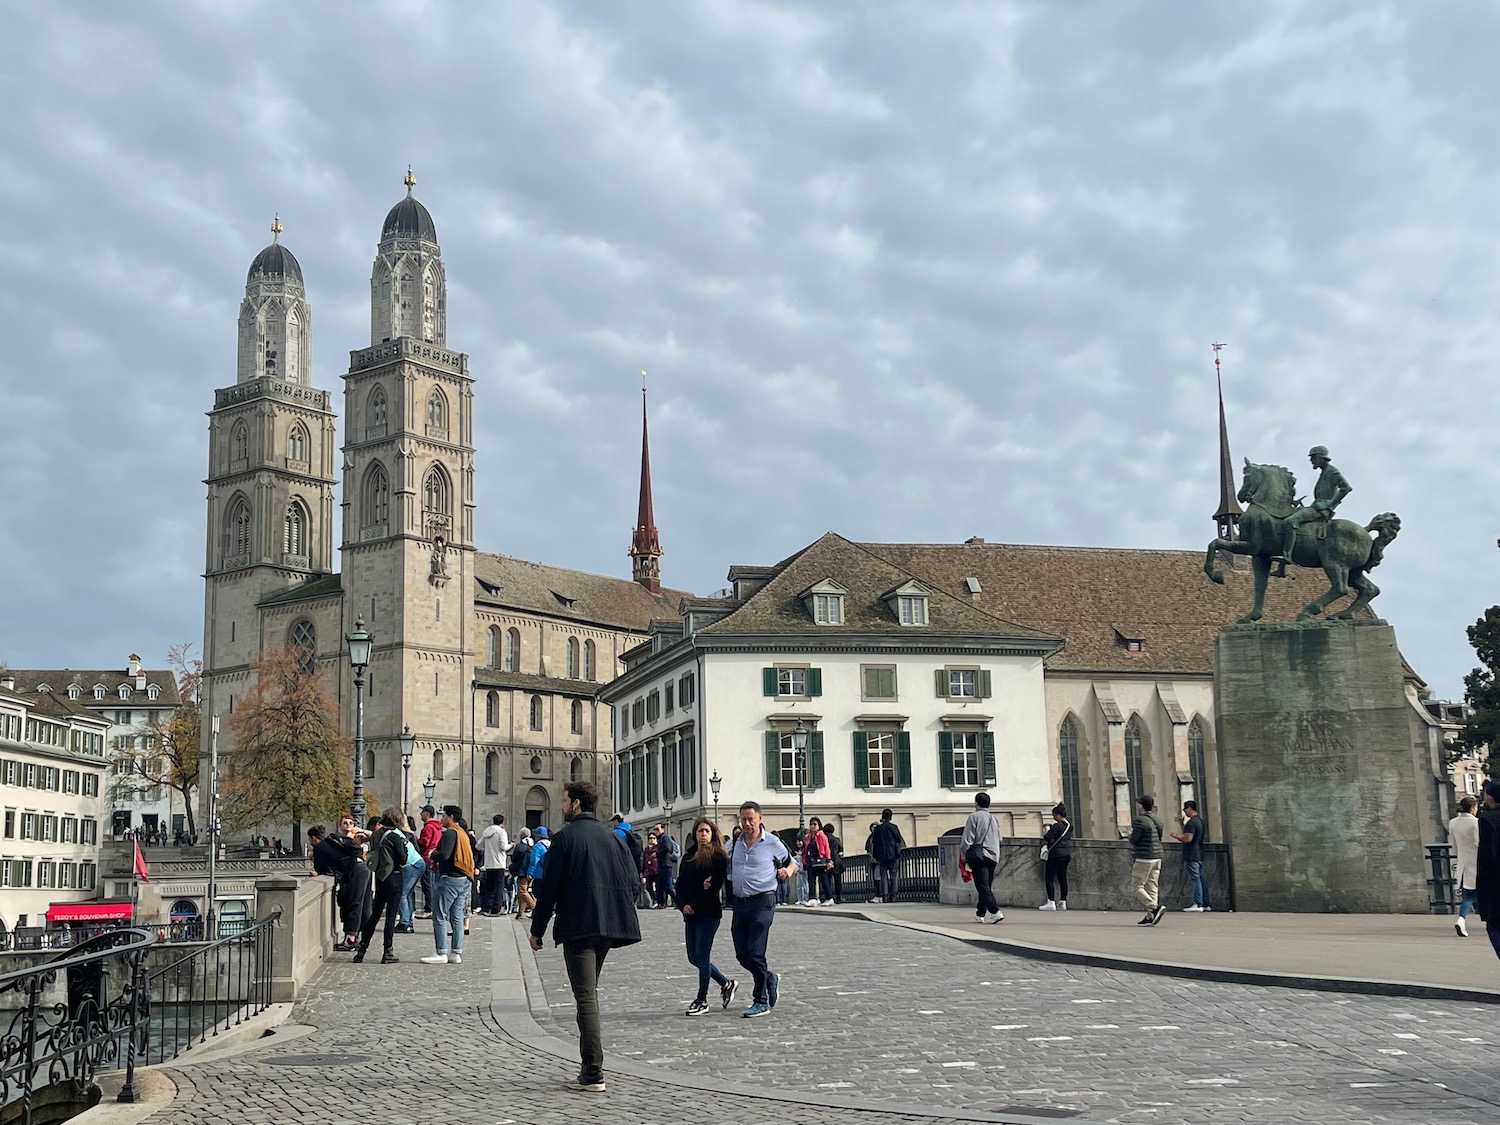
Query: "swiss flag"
132 839 150 883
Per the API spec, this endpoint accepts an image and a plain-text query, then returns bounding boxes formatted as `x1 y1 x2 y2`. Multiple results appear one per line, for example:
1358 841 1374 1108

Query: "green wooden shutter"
852 731 869 790
938 730 955 788
762 667 778 696
977 670 992 699
807 667 822 697
809 731 825 788
935 669 949 697
764 731 780 787
981 731 997 785
896 731 912 788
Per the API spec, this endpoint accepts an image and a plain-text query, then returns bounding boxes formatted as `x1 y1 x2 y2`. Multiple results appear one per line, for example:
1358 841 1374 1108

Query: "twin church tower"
201 172 676 829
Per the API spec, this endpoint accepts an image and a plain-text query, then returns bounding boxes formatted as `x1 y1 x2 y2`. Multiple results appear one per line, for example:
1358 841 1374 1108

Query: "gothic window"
422 466 450 534
505 628 520 673
366 385 388 438
1188 717 1210 828
284 307 301 382
583 639 596 682
1059 715 1083 822
283 501 307 557
363 749 375 778
570 757 583 782
485 690 499 727
231 421 249 464
566 637 580 679
485 751 498 794
529 696 543 732
1124 715 1147 810
570 699 584 735
224 496 252 565
287 424 307 464
426 389 448 438
363 463 389 528
288 619 316 672
432 749 444 781
422 271 436 343
486 625 501 668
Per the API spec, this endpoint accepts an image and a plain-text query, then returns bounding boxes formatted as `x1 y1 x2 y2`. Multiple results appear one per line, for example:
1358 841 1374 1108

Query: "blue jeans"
1459 888 1477 918
434 874 468 954
400 859 426 925
730 891 776 1004
684 913 729 1002
1185 859 1209 908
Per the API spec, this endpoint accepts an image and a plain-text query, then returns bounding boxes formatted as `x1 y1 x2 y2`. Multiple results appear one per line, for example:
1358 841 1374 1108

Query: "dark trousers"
1044 854 1071 902
480 868 505 913
562 938 614 1079
876 860 899 901
419 863 435 911
359 872 402 953
654 867 676 908
812 869 835 901
730 891 776 1004
338 865 372 937
1488 922 1500 961
684 913 728 1002
972 857 999 917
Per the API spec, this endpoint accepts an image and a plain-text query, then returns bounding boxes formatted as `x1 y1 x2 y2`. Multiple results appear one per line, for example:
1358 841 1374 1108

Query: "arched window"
1188 717 1210 828
566 637 580 679
363 463 389 528
284 306 301 382
432 749 444 781
1124 716 1147 809
364 749 375 779
289 619 315 672
486 625 501 668
570 757 583 782
485 751 499 794
485 690 499 727
366 385 388 438
283 501 307 557
583 640 596 682
287 424 307 464
1059 715 1083 823
231 421 248 463
426 388 448 437
505 628 520 673
529 695 543 731
525 785 548 831
570 699 584 735
422 465 450 533
224 495 252 564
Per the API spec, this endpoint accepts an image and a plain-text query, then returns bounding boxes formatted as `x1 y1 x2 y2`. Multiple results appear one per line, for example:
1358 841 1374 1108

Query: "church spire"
629 373 662 594
1212 343 1241 540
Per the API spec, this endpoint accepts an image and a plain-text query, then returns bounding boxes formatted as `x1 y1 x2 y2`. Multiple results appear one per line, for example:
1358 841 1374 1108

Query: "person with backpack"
870 808 905 903
653 822 680 908
961 792 1003 924
1129 794 1166 926
522 825 551 918
354 808 409 964
609 814 646 900
510 827 534 916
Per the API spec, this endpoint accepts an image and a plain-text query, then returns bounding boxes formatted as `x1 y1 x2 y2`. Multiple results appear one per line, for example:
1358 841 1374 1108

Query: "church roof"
473 668 605 699
246 242 303 286
258 573 343 608
473 554 690 632
6 668 181 707
382 196 437 242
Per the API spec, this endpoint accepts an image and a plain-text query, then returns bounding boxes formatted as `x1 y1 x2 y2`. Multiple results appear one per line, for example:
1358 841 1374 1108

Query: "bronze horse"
1204 460 1401 624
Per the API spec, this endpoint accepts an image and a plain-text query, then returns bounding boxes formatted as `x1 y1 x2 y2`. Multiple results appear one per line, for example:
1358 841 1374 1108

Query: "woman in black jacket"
1039 803 1073 911
674 817 736 1016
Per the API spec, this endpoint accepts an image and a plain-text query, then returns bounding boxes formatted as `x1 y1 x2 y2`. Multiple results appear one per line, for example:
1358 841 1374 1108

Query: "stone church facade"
199 175 683 834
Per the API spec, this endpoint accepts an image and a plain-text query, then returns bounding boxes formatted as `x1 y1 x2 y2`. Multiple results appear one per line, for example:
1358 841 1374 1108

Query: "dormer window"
1115 628 1146 654
882 579 931 627
799 578 847 626
68 685 80 700
147 685 160 700
93 685 106 700
118 685 130 699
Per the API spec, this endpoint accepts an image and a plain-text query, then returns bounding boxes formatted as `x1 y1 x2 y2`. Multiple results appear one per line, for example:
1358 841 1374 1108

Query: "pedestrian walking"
529 781 642 1094
643 829 661 908
1130 794 1166 926
674 816 736 1016
354 809 408 964
420 805 475 965
869 808 905 903
962 792 1004 924
1038 803 1072 910
821 821 845 904
478 813 510 915
654 821 680 908
802 816 834 905
1450 795 1480 936
727 801 797 1018
415 805 442 918
1169 800 1210 912
522 826 551 916
1473 781 1500 960
510 827 534 915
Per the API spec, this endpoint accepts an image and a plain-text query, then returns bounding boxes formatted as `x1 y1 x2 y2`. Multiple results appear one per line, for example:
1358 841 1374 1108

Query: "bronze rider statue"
1274 445 1351 577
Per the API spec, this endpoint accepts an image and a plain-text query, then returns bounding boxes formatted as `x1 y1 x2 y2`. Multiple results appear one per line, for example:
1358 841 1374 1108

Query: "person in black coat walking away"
530 781 642 1094
674 817 736 1016
821 821 845 904
1475 780 1500 962
1038 804 1073 911
869 808 905 903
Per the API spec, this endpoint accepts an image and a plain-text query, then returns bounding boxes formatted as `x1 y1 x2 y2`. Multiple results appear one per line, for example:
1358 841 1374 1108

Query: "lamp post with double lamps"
346 616 373 825
792 721 808 831
399 725 415 817
709 770 722 828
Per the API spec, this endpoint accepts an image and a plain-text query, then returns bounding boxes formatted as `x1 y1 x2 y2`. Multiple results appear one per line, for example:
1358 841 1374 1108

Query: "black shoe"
381 951 399 964
686 999 709 1016
1137 914 1154 925
393 923 413 934
767 971 779 1008
720 978 738 1010
352 947 367 963
1150 905 1166 926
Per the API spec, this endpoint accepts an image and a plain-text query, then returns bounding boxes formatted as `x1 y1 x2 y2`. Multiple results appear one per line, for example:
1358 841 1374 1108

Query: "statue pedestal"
1214 620 1428 913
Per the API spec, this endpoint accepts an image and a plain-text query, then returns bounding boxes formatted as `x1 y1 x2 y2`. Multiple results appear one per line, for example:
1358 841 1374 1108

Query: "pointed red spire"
630 382 662 593
1212 343 1242 540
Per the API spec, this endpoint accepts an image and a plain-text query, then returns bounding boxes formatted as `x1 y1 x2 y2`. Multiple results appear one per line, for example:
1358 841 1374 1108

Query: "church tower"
202 216 338 695
340 170 476 808
629 385 663 594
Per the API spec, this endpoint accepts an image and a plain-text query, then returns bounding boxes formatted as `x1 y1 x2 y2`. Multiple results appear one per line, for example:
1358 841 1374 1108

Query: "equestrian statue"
1204 445 1401 624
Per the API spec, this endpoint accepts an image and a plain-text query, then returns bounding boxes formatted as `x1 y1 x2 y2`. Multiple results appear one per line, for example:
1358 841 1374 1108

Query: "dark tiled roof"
473 669 601 698
18 690 110 723
259 573 342 607
858 540 1350 674
247 241 302 285
473 554 691 632
383 195 437 242
8 668 182 707
698 533 1061 646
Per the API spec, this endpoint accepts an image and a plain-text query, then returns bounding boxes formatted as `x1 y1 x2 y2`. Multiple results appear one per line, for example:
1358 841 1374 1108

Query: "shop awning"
46 902 135 923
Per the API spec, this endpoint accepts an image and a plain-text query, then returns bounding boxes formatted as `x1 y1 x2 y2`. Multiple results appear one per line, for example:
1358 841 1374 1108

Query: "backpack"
620 828 644 873
509 839 532 876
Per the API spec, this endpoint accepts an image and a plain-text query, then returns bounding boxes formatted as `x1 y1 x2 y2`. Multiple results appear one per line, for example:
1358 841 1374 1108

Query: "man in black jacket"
530 781 641 1094
1476 780 1500 962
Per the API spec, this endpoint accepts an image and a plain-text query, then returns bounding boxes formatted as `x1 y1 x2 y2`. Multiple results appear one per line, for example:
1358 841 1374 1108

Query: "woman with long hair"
802 815 834 906
1039 803 1073 910
674 817 736 1015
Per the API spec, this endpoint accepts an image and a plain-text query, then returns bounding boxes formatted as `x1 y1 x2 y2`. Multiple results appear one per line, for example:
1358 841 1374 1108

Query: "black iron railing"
0 927 154 1125
0 924 131 953
834 846 939 902
140 911 278 1065
1427 844 1457 914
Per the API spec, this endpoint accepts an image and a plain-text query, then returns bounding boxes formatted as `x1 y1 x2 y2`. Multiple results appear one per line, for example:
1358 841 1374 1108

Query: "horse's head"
1238 460 1297 509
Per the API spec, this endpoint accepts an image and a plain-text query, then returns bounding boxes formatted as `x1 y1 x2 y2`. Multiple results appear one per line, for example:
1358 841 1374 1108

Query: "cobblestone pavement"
141 922 1024 1125
529 907 1500 1125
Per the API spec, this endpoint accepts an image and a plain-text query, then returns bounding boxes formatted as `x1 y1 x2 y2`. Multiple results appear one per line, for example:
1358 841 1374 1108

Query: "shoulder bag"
1039 820 1070 862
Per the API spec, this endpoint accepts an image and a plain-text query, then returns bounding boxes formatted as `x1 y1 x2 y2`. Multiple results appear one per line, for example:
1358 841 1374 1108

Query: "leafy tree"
111 700 201 839
1457 607 1500 778
222 646 350 846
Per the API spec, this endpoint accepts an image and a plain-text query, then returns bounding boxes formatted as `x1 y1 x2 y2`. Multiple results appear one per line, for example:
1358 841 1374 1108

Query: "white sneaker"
1200 906 1211 912
1038 901 1057 911
1058 901 1067 910
869 897 882 904
1184 904 1203 912
449 952 462 963
805 899 819 907
1457 916 1469 937
420 954 449 965
987 911 1004 924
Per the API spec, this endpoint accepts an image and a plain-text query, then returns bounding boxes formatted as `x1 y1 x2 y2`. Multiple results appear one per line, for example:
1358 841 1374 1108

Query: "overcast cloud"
1 1 1496 696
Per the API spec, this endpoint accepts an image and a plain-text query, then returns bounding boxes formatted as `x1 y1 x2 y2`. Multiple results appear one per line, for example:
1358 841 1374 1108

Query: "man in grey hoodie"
961 792 1003 924
1130 794 1166 926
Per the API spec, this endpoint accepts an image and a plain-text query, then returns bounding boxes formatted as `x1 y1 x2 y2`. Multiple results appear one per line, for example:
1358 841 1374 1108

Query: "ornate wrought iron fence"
835 846 939 902
0 927 154 1125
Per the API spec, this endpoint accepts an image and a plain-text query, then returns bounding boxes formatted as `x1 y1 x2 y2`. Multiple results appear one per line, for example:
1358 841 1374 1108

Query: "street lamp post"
792 721 808 831
663 799 673 840
399 725 415 817
709 771 721 828
422 775 437 809
346 616 373 825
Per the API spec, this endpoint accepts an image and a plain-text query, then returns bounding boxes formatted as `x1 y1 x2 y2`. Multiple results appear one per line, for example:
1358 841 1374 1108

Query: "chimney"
128 653 141 677
0 674 13 692
964 536 985 545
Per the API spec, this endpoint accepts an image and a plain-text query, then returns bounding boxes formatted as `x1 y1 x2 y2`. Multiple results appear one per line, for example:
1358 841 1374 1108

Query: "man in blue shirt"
727 801 797 1017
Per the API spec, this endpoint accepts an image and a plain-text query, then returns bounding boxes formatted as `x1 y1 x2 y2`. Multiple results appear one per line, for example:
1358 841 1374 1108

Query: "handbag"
1040 821 1070 862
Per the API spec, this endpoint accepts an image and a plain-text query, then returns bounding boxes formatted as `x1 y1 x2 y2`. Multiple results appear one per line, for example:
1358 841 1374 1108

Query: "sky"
1 1 1497 698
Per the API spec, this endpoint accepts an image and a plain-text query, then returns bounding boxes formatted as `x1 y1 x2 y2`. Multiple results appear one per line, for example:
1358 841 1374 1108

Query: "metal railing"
0 924 130 953
1427 844 1457 914
0 927 154 1125
140 911 278 1066
826 846 940 903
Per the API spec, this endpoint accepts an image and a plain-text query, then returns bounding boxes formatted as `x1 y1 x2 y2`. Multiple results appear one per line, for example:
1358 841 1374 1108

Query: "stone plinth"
1215 620 1427 913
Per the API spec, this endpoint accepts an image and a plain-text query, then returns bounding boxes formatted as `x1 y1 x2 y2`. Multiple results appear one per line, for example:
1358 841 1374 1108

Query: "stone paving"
529 907 1500 1124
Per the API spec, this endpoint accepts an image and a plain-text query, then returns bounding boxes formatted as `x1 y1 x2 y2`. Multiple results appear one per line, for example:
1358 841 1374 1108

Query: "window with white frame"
778 668 806 697
867 731 897 787
948 669 977 698
952 731 982 786
813 593 843 625
898 595 927 625
778 731 805 788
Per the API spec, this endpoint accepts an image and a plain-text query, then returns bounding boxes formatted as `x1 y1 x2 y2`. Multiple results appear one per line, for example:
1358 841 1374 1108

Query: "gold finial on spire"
404 165 416 195
270 213 283 242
